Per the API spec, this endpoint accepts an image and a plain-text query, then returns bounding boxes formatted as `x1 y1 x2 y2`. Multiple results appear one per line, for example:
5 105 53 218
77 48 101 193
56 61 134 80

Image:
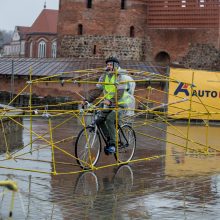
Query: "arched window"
87 0 92 8
78 24 83 35
181 0 186 8
29 42 33 58
130 26 135 38
121 0 126 9
155 51 170 64
51 41 57 58
38 40 46 58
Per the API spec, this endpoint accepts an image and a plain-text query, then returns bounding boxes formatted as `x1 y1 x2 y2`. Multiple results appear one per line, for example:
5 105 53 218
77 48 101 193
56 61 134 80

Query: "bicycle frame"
90 109 129 149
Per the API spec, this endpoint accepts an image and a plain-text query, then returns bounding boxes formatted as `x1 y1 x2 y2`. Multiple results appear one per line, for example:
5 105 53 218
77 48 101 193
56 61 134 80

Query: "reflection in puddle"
1 119 220 219
166 125 220 176
0 118 23 154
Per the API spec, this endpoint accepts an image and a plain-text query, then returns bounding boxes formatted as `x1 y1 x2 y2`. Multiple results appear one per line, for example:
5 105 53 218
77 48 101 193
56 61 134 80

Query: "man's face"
106 62 114 72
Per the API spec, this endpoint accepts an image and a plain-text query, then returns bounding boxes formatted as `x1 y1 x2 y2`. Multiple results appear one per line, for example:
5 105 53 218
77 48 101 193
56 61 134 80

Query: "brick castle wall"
147 28 219 62
59 35 152 61
57 0 148 60
58 0 147 37
57 0 220 66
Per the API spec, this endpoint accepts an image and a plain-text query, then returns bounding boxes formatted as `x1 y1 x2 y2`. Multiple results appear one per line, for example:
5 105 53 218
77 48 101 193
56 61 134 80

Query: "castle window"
38 41 46 58
78 24 83 35
121 0 126 9
87 0 92 8
198 0 205 7
164 1 168 8
181 0 186 7
93 45 96 54
130 26 135 38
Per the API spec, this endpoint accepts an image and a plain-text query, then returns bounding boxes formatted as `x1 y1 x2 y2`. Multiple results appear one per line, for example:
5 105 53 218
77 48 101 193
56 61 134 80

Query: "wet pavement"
1 117 220 219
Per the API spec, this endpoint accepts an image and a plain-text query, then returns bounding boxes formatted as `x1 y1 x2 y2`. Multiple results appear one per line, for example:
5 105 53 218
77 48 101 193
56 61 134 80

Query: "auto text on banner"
168 68 220 120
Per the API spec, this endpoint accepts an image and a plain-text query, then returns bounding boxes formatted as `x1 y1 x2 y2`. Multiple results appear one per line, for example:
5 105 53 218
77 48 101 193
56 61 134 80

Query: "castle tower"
58 0 219 65
57 0 148 60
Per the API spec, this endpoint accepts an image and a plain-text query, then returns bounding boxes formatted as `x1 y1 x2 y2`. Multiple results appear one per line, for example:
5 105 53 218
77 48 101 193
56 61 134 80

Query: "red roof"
17 26 30 34
29 9 58 34
16 26 30 39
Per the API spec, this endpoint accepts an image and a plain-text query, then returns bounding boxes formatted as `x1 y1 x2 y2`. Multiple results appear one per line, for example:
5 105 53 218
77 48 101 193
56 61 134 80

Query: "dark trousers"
96 110 116 146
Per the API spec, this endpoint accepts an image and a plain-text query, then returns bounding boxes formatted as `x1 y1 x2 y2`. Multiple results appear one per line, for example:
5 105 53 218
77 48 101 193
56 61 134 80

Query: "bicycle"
75 103 136 169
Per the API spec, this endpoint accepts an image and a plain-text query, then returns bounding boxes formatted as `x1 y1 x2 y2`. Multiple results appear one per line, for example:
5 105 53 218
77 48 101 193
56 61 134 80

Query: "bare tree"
0 29 13 46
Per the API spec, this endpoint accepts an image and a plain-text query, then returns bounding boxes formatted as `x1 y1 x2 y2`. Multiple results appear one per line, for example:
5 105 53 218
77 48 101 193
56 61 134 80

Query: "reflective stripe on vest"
103 74 131 105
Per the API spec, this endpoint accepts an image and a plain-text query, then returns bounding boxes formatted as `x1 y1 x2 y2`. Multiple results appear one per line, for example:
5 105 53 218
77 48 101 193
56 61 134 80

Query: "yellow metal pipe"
0 181 18 192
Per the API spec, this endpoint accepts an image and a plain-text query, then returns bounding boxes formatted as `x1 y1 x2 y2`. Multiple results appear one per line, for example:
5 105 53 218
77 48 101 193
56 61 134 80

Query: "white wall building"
3 26 29 57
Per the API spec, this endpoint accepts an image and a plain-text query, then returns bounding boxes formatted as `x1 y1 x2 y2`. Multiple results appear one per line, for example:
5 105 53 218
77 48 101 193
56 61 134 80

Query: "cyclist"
83 56 135 154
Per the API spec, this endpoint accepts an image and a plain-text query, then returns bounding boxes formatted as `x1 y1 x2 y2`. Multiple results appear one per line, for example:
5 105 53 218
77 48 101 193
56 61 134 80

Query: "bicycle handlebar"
83 101 115 109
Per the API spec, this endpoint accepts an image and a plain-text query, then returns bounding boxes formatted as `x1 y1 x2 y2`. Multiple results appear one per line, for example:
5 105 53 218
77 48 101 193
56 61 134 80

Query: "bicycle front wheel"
75 126 101 169
115 124 136 163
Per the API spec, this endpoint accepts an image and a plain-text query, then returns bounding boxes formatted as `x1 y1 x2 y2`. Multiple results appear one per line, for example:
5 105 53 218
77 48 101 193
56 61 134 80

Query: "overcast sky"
0 0 59 32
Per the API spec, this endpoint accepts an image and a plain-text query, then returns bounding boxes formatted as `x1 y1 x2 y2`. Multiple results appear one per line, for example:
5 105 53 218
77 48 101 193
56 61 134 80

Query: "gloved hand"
103 100 112 106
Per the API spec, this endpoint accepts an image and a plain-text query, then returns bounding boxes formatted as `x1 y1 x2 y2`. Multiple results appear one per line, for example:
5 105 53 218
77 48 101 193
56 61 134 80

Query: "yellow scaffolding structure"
0 67 220 176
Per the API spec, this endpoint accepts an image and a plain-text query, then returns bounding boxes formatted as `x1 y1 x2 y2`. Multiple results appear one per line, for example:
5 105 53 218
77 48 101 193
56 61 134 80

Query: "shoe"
104 145 116 154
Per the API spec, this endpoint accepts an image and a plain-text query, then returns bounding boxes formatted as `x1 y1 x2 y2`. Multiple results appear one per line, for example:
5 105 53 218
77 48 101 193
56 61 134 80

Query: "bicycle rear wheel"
75 126 101 169
113 165 134 193
115 124 136 163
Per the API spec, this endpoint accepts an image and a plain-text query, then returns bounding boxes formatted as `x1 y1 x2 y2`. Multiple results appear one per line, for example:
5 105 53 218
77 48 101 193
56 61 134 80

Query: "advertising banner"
168 68 220 120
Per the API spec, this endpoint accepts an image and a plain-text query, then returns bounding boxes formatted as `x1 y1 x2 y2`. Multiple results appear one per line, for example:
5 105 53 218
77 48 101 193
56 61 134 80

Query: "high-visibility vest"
103 74 131 105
